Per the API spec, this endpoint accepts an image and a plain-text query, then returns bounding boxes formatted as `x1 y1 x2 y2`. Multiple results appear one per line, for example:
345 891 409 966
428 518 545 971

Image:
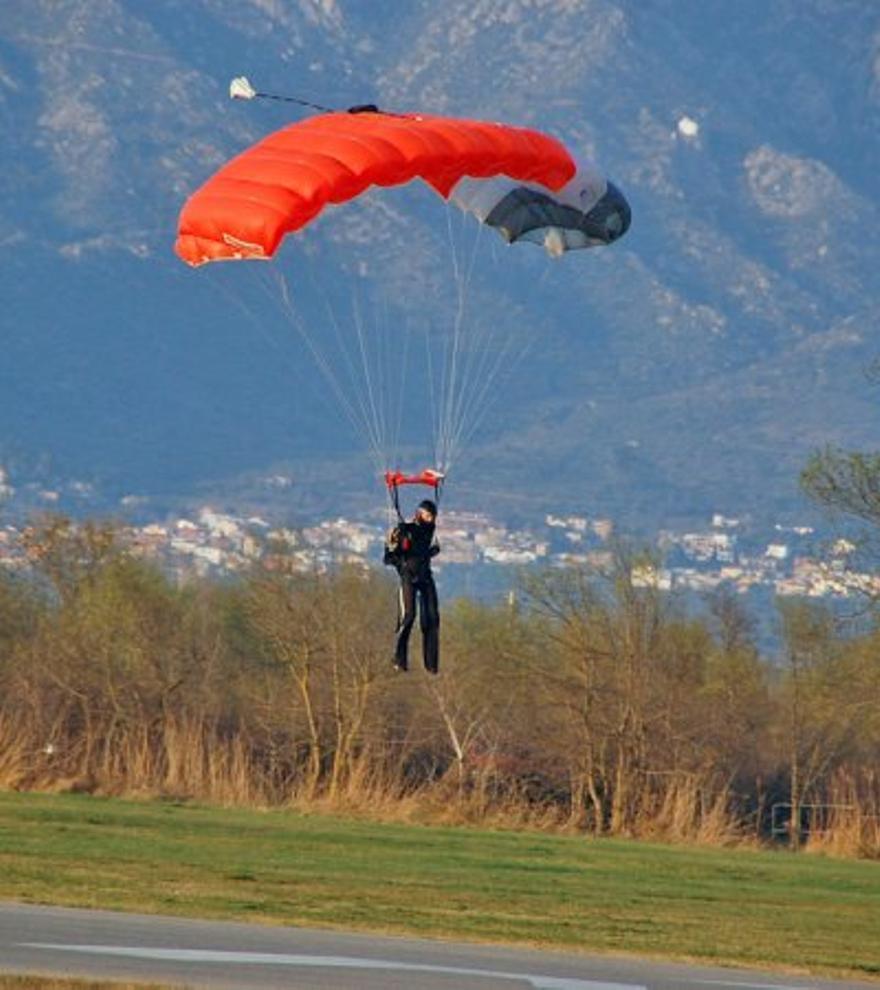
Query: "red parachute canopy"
174 112 576 266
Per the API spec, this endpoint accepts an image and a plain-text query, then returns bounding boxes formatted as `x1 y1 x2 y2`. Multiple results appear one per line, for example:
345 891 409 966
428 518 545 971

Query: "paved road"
0 902 876 990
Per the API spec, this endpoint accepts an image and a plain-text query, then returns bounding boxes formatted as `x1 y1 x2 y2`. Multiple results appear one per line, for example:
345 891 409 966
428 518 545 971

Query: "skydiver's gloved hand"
383 525 402 567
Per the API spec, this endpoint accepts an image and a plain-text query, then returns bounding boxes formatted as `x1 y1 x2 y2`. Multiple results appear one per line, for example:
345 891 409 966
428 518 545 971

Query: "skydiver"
384 499 440 674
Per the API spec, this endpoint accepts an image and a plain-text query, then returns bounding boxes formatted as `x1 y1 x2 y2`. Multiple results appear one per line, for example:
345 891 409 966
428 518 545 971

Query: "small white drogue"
677 115 700 139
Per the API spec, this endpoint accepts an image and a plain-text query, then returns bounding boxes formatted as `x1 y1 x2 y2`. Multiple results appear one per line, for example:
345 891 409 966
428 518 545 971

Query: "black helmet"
417 499 437 516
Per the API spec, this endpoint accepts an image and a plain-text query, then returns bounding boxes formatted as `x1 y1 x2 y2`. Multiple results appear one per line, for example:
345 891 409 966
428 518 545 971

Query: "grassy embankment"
0 791 879 981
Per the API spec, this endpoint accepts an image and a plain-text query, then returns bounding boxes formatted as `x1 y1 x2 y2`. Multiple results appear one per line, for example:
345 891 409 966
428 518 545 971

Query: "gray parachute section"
449 161 631 257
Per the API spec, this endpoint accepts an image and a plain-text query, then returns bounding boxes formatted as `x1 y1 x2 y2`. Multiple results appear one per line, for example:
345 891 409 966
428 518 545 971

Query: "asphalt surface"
0 902 876 990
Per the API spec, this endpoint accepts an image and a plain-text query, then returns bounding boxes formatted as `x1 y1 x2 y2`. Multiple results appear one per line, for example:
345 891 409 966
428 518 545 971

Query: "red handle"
385 468 445 490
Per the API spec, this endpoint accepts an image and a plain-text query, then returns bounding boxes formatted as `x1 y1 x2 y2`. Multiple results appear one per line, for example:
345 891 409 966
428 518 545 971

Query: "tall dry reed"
804 768 880 859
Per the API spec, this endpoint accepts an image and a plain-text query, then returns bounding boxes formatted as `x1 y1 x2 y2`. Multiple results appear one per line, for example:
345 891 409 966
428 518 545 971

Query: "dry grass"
628 774 748 847
0 977 185 989
0 707 748 843
0 714 35 789
804 770 880 859
0 711 864 853
0 716 278 807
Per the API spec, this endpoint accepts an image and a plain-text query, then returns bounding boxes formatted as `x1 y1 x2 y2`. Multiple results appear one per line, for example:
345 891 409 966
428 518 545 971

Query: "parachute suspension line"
288 264 414 478
339 279 410 474
422 310 441 473
383 297 396 466
199 222 519 499
435 207 485 475
274 272 370 451
433 208 533 476
319 281 389 471
449 223 541 466
250 254 419 486
362 292 389 468
445 279 530 458
376 293 397 468
372 291 410 474
435 210 465 473
271 270 386 475
436 207 467 473
370 294 391 466
350 290 387 466
445 210 490 467
454 331 534 459
197 269 319 428
191 264 421 481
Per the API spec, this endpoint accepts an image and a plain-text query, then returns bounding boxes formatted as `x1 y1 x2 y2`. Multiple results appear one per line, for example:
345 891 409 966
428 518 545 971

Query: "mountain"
0 0 878 529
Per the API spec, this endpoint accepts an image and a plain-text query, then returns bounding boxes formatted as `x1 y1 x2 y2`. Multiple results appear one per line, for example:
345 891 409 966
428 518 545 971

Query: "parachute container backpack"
175 92 631 507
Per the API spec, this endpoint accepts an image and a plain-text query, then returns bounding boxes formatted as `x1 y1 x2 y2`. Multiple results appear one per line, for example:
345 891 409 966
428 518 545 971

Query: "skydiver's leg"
418 577 440 674
394 575 416 671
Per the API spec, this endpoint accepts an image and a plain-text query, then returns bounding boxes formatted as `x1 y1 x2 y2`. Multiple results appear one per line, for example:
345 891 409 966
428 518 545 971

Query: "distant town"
0 466 875 603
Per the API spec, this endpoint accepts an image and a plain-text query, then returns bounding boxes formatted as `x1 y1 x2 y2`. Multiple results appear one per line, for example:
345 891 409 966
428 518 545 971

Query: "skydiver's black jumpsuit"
385 519 440 673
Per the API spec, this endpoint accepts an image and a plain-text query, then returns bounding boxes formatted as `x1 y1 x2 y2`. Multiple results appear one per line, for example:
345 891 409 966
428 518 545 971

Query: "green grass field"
0 791 878 980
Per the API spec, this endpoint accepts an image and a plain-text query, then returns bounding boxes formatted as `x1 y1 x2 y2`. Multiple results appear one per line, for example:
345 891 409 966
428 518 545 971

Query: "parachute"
174 101 630 509
175 110 630 266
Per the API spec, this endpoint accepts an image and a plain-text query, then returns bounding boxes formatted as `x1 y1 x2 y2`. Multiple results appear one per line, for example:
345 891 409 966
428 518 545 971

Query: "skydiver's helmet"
417 499 437 520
